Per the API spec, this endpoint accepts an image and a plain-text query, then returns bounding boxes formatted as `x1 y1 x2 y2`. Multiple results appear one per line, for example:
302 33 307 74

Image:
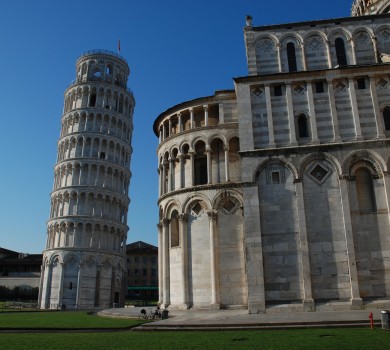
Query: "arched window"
383 106 390 130
170 211 179 247
335 38 348 66
287 42 297 72
297 114 309 138
89 93 96 107
194 141 207 185
355 168 376 213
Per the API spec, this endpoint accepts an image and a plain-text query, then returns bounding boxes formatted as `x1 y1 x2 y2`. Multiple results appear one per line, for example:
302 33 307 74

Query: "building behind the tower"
39 50 134 310
154 1 390 313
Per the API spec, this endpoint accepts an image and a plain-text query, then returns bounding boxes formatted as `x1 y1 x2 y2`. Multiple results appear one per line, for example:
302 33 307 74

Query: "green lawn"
1 311 390 350
1 328 390 350
0 311 145 329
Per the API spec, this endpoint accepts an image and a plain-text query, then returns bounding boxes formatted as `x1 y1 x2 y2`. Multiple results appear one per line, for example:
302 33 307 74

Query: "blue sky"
0 0 352 253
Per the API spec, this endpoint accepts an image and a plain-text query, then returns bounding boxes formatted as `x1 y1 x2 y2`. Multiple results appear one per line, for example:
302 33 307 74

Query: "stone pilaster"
207 210 220 309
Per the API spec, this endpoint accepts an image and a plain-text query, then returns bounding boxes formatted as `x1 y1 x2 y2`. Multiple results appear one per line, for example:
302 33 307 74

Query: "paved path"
99 306 389 331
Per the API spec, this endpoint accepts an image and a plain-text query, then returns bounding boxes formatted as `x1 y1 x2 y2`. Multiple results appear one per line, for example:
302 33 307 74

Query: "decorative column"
157 223 163 305
162 161 167 195
167 158 173 192
75 262 82 309
348 78 363 140
276 43 282 72
286 84 298 145
178 113 183 132
95 265 101 307
369 75 386 139
204 105 209 126
179 154 185 188
294 179 314 310
179 214 189 309
207 210 220 308
206 148 212 184
37 265 45 309
327 79 342 142
301 43 307 71
224 145 230 182
383 172 390 227
306 81 320 144
218 103 224 124
57 262 65 308
326 40 332 68
189 108 194 129
349 38 357 65
189 150 195 186
339 175 363 308
162 218 170 308
44 262 53 309
372 36 379 63
264 85 276 147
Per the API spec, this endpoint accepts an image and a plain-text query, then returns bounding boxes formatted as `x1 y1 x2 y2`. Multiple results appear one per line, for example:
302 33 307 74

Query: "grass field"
1 311 390 350
0 310 146 329
2 328 390 350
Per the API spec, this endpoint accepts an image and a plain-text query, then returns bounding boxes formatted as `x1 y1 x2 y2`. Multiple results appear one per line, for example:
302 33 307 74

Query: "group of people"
139 306 162 320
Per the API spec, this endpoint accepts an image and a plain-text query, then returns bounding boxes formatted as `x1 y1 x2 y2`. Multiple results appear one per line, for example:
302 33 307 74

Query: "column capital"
162 218 170 227
293 178 303 184
157 223 163 230
203 105 209 111
207 210 218 221
178 213 188 222
383 171 390 177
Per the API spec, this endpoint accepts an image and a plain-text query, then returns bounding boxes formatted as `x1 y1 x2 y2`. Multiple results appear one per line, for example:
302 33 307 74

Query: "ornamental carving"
377 77 389 89
162 218 171 227
190 202 205 217
256 39 275 52
306 162 332 185
378 29 390 41
354 32 371 47
219 195 241 215
339 174 356 181
293 84 306 95
251 86 264 99
334 80 348 92
306 36 324 50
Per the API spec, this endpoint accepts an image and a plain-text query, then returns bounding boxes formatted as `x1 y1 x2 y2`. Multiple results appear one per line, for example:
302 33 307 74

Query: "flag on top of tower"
118 39 121 54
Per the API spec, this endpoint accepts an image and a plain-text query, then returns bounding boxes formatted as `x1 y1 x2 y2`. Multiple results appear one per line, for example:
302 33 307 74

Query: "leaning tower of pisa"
38 50 135 310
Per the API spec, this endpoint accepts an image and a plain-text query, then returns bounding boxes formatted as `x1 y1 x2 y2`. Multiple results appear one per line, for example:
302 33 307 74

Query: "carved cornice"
239 139 390 158
158 182 243 204
157 123 238 151
339 174 356 181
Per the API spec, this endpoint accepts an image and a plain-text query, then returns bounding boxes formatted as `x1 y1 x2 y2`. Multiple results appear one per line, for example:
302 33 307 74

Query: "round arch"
254 157 299 183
